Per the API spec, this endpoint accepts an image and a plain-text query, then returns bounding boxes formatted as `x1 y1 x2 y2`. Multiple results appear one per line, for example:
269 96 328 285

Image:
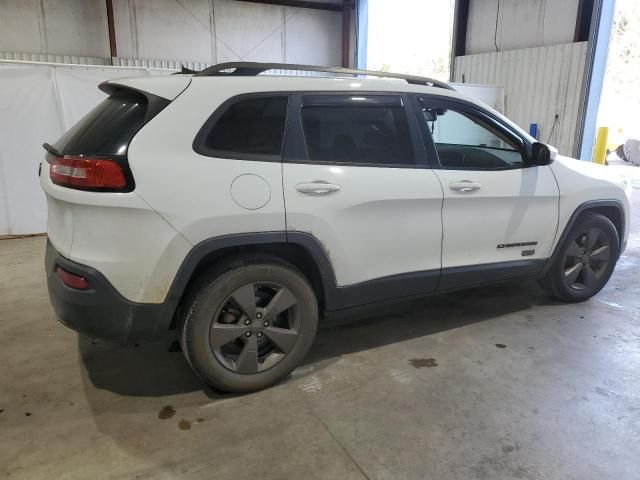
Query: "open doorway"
598 0 640 166
365 0 454 81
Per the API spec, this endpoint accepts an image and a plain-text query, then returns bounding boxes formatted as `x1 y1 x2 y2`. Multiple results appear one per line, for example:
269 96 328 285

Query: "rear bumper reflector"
56 266 91 290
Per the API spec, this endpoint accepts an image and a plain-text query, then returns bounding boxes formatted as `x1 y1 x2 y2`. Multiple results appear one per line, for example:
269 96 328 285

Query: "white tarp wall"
0 61 171 235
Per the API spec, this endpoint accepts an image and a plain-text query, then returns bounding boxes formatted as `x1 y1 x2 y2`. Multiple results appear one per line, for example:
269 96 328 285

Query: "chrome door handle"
296 181 341 195
449 181 482 193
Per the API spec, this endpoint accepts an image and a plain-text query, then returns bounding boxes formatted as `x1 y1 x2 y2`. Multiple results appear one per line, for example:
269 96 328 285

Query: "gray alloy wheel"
538 212 619 303
562 228 611 290
180 258 318 393
211 282 300 374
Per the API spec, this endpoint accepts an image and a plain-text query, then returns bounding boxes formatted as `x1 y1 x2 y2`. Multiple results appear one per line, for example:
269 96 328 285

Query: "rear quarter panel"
127 78 287 245
40 164 192 303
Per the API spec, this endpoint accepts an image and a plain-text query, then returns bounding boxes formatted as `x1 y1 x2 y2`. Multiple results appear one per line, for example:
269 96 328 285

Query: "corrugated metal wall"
453 42 588 156
0 51 108 65
0 54 333 79
0 51 212 71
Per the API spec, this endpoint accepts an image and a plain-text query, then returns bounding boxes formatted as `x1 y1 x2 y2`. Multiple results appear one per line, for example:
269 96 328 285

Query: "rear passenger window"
300 95 415 166
196 96 288 158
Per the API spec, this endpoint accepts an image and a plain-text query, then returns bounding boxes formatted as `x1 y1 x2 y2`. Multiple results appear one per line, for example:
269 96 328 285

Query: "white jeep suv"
41 62 632 393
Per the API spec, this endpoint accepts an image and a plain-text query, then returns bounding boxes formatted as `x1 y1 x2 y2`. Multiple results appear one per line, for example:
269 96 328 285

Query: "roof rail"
194 62 455 90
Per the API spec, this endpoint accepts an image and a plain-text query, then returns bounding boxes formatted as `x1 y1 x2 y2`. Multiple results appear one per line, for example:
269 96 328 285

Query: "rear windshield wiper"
42 142 61 157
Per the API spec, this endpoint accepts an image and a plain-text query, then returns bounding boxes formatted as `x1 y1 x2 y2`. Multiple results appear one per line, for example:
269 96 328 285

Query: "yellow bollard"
593 126 609 164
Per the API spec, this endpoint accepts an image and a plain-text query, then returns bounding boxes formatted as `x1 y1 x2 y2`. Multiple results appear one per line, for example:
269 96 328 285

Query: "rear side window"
300 95 415 166
195 96 288 159
53 89 157 156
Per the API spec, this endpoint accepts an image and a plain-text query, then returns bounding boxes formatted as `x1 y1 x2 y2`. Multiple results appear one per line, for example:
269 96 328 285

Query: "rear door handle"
449 181 482 193
296 181 341 195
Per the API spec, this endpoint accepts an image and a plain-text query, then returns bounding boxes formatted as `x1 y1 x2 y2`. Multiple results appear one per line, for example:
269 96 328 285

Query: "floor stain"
409 358 438 368
24 412 31 417
178 419 192 430
196 418 205 423
495 343 507 349
158 405 176 420
502 445 515 453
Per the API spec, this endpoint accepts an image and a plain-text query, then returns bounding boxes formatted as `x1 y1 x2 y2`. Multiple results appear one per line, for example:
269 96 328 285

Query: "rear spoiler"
99 76 191 101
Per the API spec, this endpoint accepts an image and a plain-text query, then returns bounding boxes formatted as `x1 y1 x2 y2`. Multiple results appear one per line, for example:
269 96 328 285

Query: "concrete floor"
1 191 639 480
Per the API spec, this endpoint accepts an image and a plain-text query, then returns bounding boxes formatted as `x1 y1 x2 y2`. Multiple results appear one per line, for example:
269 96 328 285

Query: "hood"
554 155 633 195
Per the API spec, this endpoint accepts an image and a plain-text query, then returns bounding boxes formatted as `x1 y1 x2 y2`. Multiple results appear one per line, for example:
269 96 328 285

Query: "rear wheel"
181 259 318 393
538 212 619 302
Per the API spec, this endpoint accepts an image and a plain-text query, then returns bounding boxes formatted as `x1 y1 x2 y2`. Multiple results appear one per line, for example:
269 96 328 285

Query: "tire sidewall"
551 213 619 301
182 263 318 392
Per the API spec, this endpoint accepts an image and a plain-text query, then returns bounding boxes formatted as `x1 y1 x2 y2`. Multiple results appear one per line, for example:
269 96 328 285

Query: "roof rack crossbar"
194 62 455 90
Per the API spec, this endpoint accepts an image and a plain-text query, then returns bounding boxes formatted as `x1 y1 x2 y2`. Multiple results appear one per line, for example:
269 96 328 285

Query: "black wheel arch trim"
541 199 625 275
164 230 555 329
162 231 439 324
47 229 572 343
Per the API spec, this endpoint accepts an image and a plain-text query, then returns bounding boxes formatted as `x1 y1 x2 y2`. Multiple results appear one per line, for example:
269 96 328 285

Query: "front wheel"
181 260 318 393
538 212 619 302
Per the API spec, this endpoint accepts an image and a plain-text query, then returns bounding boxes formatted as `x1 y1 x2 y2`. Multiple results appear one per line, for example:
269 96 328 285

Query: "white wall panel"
454 42 588 156
119 0 213 63
112 0 343 66
0 0 110 58
0 0 43 54
0 51 108 65
213 0 285 63
466 0 580 54
284 7 341 66
0 0 345 67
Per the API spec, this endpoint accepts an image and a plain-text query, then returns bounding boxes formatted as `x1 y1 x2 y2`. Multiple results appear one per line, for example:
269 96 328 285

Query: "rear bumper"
45 239 171 343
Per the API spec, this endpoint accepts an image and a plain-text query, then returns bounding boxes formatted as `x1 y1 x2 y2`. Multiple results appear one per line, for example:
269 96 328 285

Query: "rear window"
194 96 288 159
53 90 152 156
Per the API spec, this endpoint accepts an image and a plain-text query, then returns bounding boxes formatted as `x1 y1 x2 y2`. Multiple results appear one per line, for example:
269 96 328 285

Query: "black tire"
538 212 619 302
180 257 318 393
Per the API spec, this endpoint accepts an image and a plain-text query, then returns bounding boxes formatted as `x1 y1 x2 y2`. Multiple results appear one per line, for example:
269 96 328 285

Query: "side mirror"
423 109 437 122
530 142 556 166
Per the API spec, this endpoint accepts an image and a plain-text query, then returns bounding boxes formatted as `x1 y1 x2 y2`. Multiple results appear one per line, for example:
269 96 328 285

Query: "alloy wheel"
209 282 300 374
562 228 611 290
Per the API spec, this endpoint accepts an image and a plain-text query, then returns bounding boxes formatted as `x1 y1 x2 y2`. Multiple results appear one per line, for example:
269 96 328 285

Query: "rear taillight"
49 156 127 191
56 267 91 290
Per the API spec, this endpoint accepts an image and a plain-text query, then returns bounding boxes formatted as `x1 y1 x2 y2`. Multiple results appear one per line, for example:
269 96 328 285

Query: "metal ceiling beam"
450 0 469 81
233 0 344 12
342 0 351 67
105 0 117 62
574 0 595 42
451 0 469 57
